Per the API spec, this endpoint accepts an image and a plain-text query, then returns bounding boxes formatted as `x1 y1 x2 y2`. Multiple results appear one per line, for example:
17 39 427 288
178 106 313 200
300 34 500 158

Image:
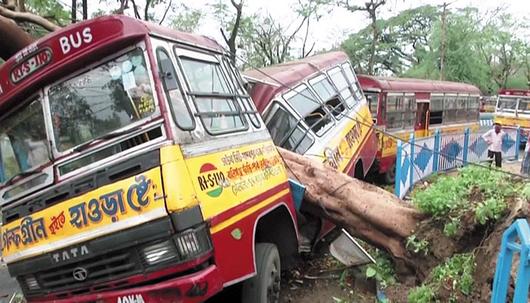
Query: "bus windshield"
48 48 156 152
0 99 50 183
517 97 530 114
496 97 517 112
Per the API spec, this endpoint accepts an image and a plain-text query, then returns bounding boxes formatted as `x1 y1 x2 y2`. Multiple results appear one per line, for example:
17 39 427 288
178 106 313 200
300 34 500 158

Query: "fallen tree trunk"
0 14 33 60
279 148 529 302
279 148 425 271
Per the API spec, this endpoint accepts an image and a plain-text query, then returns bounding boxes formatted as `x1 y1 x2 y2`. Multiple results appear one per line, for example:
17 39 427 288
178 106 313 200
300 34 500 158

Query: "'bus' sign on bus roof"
10 48 53 84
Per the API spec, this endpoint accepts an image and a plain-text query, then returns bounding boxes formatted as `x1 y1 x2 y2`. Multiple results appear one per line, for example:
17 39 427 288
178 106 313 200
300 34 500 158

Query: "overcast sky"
86 0 529 51
178 0 529 52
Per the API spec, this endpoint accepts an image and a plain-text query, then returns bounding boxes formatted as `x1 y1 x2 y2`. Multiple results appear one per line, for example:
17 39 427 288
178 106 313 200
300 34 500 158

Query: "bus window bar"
194 110 257 117
187 91 250 99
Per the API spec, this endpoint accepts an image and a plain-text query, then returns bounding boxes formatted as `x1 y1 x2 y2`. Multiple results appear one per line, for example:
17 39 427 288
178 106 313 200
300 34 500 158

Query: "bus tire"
383 164 396 184
241 243 281 303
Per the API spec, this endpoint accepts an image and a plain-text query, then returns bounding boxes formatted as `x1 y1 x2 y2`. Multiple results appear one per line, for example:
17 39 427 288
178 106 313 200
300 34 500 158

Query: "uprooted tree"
1 5 529 301
279 148 529 302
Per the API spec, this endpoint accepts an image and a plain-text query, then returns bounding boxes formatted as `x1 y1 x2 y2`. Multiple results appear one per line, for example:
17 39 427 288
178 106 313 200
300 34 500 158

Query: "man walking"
482 123 505 168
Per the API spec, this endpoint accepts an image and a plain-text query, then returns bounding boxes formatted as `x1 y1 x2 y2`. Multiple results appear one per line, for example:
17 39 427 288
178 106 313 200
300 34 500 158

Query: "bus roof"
244 51 350 113
498 88 530 97
0 15 224 112
357 74 481 95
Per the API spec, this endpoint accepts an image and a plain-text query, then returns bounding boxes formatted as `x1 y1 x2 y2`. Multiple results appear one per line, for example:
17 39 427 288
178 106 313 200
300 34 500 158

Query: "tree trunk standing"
221 0 243 65
71 0 77 23
439 2 448 81
0 14 33 60
82 0 87 20
368 9 378 75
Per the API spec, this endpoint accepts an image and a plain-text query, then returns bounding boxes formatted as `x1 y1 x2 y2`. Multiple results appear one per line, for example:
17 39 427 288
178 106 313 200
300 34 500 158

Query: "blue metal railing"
491 219 530 303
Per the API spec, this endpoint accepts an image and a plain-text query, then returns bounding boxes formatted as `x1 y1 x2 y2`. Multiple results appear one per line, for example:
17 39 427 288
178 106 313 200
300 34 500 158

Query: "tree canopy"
0 0 528 93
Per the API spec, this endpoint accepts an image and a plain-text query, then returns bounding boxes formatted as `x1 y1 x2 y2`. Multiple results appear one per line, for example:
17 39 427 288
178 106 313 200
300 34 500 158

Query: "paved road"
0 263 20 302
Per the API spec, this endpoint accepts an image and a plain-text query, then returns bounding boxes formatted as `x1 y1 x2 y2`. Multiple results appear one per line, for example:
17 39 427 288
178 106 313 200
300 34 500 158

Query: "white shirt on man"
482 129 505 153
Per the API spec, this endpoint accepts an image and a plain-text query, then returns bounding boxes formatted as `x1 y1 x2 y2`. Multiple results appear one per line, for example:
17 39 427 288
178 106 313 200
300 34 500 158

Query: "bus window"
48 48 157 152
429 95 444 125
518 98 530 114
221 57 262 129
341 63 363 101
310 75 347 118
403 95 416 127
178 52 247 134
266 104 314 154
156 48 194 129
328 67 357 108
497 97 517 113
285 85 334 136
443 95 457 123
364 92 379 119
0 99 49 183
386 94 413 129
467 96 480 120
456 96 468 121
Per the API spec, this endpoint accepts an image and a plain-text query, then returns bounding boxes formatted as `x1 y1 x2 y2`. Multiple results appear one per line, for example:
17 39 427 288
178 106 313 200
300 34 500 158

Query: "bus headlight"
141 241 179 266
25 275 40 291
141 224 212 266
173 224 212 260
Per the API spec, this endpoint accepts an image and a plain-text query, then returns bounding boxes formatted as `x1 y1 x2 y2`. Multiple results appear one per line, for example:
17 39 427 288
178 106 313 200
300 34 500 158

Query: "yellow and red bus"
0 15 308 303
493 89 530 143
357 75 481 183
244 52 378 180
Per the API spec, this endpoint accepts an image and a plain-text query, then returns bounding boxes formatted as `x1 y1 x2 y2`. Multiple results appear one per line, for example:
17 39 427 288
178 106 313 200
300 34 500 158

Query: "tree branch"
0 14 34 60
129 0 141 19
144 0 151 21
0 5 60 31
158 0 172 25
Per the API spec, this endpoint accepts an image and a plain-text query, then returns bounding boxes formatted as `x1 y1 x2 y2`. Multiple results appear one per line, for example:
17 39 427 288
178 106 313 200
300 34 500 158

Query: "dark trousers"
488 150 502 168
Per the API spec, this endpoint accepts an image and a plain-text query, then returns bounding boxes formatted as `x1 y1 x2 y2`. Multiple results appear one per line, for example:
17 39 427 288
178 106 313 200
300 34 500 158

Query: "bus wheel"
383 164 396 184
241 243 281 303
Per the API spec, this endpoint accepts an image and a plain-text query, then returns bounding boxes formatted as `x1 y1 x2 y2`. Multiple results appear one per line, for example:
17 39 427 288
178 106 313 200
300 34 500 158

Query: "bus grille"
21 247 143 297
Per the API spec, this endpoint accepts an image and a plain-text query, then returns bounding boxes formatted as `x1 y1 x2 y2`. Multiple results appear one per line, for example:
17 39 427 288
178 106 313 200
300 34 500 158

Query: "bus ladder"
491 219 530 303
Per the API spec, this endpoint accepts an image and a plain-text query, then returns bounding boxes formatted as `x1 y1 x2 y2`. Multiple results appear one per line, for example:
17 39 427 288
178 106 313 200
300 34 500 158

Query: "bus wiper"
3 169 42 187
73 129 133 153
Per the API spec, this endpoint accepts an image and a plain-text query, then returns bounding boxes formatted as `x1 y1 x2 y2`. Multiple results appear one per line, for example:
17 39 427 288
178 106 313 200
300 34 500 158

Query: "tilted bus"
244 52 378 180
357 75 481 183
0 15 313 303
493 88 530 143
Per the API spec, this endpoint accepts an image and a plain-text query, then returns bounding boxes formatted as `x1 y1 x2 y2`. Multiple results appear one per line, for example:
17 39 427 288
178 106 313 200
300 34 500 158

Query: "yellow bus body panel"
1 167 166 263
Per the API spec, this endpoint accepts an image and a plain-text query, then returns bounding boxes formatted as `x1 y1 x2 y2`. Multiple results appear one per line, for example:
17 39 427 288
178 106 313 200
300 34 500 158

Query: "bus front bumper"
28 265 223 303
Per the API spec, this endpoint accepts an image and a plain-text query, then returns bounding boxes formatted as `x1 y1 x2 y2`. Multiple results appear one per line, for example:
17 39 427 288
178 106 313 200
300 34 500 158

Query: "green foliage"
412 166 512 232
474 197 507 225
409 254 475 303
431 254 475 295
412 174 466 217
341 4 529 94
408 285 437 303
406 235 429 255
522 183 530 200
443 218 460 237
362 249 396 288
170 4 203 33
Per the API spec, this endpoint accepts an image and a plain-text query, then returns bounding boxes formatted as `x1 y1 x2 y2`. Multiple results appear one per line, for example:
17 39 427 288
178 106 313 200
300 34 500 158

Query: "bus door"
415 92 431 137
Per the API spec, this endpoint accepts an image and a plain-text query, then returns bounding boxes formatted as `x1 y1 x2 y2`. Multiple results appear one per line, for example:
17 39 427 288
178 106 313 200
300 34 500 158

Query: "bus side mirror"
159 59 179 91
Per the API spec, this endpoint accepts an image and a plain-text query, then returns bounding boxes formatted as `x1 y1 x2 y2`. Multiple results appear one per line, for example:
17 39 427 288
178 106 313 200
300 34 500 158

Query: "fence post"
515 126 521 161
433 129 441 172
394 140 403 197
409 133 415 188
463 128 470 165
